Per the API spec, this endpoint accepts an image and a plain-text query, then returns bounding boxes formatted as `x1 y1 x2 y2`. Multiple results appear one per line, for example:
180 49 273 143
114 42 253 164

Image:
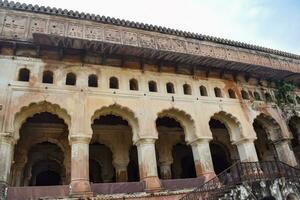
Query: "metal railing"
180 160 300 200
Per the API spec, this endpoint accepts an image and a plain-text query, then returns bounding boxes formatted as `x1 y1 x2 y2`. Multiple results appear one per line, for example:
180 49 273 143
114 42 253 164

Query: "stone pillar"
159 161 172 180
190 138 215 180
69 135 92 197
113 161 129 182
235 139 259 162
274 139 297 167
157 146 173 180
136 138 161 191
0 133 15 200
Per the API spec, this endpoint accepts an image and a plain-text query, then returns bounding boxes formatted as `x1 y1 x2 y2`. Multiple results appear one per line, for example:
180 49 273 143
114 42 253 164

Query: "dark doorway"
36 170 61 186
210 143 231 174
127 146 139 182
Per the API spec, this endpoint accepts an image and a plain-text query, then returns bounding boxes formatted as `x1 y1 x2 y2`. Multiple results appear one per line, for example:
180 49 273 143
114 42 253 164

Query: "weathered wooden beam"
12 42 17 56
59 48 64 60
101 54 107 65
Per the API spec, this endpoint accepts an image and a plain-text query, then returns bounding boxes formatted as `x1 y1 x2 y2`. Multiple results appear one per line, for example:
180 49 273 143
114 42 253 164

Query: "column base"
69 180 92 197
199 171 216 182
141 176 162 192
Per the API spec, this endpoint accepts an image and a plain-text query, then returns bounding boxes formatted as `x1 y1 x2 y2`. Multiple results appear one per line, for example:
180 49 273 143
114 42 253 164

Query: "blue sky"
18 0 300 55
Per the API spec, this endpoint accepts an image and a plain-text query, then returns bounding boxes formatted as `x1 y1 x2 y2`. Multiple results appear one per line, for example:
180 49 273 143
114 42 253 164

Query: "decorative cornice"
0 0 299 62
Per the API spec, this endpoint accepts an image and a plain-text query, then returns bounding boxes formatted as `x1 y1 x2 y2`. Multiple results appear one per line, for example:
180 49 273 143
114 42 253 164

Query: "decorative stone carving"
122 31 138 46
139 34 156 49
84 26 103 41
171 39 186 53
48 20 65 36
1 14 27 39
186 41 201 55
67 23 83 38
214 47 227 59
157 37 172 51
28 18 47 39
104 29 121 43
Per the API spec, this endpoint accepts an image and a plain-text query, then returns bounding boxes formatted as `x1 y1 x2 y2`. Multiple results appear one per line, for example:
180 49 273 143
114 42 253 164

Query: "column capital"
233 137 257 145
69 135 91 144
113 159 129 169
134 138 157 146
188 137 213 146
0 132 15 145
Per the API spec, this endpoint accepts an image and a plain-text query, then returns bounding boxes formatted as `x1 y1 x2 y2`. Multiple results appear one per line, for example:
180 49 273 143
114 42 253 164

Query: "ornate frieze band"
0 9 299 73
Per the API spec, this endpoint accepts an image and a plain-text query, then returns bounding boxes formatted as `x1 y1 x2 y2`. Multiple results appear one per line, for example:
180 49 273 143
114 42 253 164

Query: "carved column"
274 139 297 167
157 145 173 180
113 160 129 182
136 138 161 191
69 135 92 197
235 139 259 162
0 133 15 200
190 138 215 180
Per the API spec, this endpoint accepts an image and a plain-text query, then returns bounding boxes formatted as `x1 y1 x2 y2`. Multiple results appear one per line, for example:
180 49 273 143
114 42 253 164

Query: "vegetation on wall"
275 81 296 107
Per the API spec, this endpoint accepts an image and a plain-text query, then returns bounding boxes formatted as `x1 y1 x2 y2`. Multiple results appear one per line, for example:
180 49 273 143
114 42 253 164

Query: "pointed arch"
253 113 282 141
210 111 243 142
14 101 71 141
91 104 139 142
156 107 196 142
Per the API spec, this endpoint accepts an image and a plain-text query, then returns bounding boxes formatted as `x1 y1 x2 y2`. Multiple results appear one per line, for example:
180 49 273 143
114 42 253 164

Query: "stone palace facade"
0 1 300 199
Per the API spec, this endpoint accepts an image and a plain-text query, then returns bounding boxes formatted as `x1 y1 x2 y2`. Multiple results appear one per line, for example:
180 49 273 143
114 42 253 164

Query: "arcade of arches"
1 104 300 195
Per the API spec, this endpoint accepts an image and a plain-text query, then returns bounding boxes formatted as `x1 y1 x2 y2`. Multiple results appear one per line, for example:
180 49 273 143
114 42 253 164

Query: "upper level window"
129 79 138 91
200 86 208 96
228 89 236 99
214 87 222 98
265 92 273 102
42 70 54 84
66 72 76 86
241 90 249 100
109 77 119 89
88 74 98 87
18 68 30 82
183 84 192 95
148 81 157 92
166 82 175 94
254 92 261 101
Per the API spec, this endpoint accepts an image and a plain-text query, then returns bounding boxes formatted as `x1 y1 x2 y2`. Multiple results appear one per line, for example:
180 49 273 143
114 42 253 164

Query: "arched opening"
241 90 249 100
254 91 261 101
166 82 175 94
228 89 236 99
12 111 69 186
214 87 222 98
265 92 273 102
88 74 98 87
89 143 114 183
91 108 138 183
109 77 119 89
183 84 192 95
42 70 54 84
296 96 300 104
200 85 208 96
156 116 196 179
66 72 76 86
18 68 30 82
129 79 139 91
209 118 236 174
148 81 157 92
253 114 281 161
289 116 300 164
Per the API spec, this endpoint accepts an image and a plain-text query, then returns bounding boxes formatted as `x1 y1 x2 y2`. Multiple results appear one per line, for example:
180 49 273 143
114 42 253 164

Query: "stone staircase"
180 161 300 200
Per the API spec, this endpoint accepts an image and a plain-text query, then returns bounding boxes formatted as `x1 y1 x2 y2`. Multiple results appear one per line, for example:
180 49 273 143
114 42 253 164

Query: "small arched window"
241 90 249 100
88 74 98 87
18 68 30 82
66 72 76 86
265 92 273 102
228 89 236 99
129 79 138 91
254 92 261 101
166 82 175 94
109 76 119 89
214 87 222 98
148 81 157 92
42 70 54 84
183 84 192 95
200 85 208 96
296 96 300 104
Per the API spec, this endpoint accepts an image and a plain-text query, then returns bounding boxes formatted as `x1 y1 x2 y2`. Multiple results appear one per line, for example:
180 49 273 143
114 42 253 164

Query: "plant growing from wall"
275 80 296 107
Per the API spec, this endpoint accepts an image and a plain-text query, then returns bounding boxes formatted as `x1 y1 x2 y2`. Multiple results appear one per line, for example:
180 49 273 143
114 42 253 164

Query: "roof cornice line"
0 0 299 60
